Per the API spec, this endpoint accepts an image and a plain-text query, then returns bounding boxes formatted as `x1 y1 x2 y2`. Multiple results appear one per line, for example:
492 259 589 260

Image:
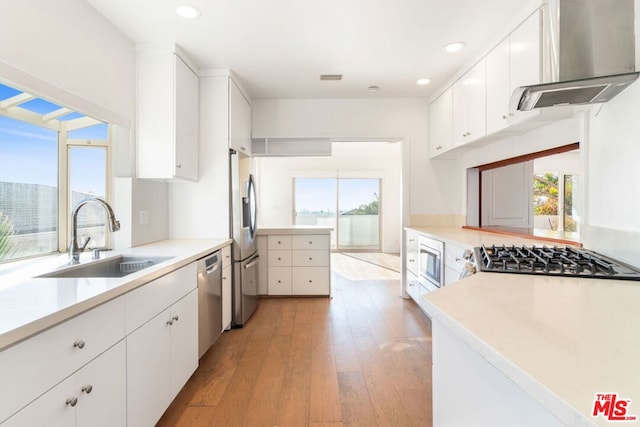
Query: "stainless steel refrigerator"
229 148 259 327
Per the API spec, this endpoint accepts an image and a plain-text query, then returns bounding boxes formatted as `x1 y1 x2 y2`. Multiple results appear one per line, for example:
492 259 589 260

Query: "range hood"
512 0 639 111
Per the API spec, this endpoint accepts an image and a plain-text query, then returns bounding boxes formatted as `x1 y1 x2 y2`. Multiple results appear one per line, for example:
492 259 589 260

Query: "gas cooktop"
474 245 640 281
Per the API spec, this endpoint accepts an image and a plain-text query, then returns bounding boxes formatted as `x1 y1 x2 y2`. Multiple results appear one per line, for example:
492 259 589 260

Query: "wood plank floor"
157 254 433 427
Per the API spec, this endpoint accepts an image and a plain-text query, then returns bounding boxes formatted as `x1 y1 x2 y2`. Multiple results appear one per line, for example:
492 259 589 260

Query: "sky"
295 178 379 214
0 84 107 195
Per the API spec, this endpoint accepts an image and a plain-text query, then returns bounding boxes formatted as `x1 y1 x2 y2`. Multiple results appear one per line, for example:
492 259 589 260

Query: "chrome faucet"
69 197 121 263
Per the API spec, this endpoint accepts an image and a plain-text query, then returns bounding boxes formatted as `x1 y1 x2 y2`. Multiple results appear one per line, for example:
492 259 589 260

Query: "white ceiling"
86 0 536 100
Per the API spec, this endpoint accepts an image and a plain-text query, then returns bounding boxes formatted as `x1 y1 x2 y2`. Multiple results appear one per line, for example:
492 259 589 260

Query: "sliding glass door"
294 177 380 250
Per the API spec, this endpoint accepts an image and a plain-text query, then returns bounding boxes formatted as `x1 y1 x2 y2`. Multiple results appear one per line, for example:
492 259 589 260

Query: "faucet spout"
69 197 120 263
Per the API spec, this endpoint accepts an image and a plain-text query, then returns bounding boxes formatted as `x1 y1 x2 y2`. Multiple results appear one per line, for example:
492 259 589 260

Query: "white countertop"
258 226 333 235
405 226 563 248
419 228 640 427
0 239 230 351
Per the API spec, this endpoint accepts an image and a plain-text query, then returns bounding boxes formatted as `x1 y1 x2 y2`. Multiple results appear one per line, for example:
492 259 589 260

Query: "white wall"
0 0 172 248
255 141 402 253
252 98 464 227
0 0 134 126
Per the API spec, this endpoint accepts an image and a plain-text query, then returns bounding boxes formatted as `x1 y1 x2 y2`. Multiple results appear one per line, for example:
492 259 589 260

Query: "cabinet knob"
81 385 93 394
436 145 443 150
166 319 174 326
502 114 508 120
172 315 179 322
278 280 282 283
308 280 313 283
176 164 182 169
308 241 312 244
222 276 227 280
73 339 86 349
308 257 313 261
66 397 78 407
240 146 247 151
278 257 282 260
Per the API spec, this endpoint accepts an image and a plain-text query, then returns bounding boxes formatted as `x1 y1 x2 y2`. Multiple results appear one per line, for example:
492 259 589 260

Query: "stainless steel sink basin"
39 255 174 278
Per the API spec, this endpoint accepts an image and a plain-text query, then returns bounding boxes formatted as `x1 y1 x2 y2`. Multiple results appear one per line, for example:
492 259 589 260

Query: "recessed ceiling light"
444 42 465 53
176 5 201 19
417 78 431 86
368 85 380 92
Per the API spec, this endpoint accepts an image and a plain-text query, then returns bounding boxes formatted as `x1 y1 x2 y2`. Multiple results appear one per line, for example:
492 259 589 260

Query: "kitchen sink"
39 255 174 278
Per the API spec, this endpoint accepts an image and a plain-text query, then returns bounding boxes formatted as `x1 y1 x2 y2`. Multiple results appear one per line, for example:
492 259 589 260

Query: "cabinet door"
229 79 252 155
76 341 126 427
222 265 232 330
405 232 419 275
174 55 199 181
169 290 199 399
126 309 171 427
268 267 292 295
292 267 330 295
453 59 486 146
269 249 292 267
406 270 420 303
292 250 329 267
428 87 453 157
508 10 541 125
486 38 511 134
1 376 76 427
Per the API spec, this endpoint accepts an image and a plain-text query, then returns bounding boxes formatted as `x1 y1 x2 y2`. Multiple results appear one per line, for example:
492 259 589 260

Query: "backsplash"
582 225 640 269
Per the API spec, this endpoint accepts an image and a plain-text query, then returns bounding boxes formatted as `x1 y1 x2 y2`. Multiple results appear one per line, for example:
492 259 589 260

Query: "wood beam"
65 116 103 131
43 107 71 121
0 93 35 109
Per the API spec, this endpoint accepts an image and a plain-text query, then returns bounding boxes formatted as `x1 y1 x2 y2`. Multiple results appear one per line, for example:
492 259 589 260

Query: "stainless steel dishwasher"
197 251 222 358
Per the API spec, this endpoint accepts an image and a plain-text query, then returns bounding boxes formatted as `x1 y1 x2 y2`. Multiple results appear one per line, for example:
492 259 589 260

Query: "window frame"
0 84 111 262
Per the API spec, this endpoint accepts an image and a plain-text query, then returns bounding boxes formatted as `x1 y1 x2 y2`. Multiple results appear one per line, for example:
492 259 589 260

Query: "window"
533 172 579 239
0 83 109 263
293 177 381 250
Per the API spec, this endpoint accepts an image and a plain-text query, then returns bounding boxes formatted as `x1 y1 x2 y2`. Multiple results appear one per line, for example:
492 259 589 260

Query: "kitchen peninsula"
415 229 640 427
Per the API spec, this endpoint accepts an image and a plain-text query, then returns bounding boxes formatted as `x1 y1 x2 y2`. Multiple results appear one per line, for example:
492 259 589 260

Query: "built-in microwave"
419 236 444 288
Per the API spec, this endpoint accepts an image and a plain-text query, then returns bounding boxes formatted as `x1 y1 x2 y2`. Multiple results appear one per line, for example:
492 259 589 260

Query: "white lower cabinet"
3 340 126 427
127 289 198 427
265 233 331 296
292 267 330 295
222 264 232 330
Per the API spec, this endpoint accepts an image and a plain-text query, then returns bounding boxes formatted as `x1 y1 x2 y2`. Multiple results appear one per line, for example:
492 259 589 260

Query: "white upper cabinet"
229 79 252 156
428 87 453 158
486 10 541 134
137 49 199 181
452 58 486 147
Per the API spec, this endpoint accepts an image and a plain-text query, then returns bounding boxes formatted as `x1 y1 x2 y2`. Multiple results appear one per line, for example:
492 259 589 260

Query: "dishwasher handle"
205 262 220 274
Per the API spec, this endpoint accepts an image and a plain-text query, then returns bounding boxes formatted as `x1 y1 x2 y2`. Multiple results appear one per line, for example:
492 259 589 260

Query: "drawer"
268 250 292 267
268 235 292 250
268 267 292 295
125 262 197 334
0 297 125 423
291 250 329 267
291 234 330 250
221 245 232 268
406 270 420 303
291 267 330 295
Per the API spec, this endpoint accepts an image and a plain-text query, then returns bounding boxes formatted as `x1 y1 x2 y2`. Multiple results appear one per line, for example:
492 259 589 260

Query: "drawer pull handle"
308 241 312 244
308 280 313 283
278 280 282 283
173 316 179 322
166 319 174 326
277 241 281 244
66 397 78 407
73 340 86 349
278 257 282 260
81 385 93 394
408 259 415 263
